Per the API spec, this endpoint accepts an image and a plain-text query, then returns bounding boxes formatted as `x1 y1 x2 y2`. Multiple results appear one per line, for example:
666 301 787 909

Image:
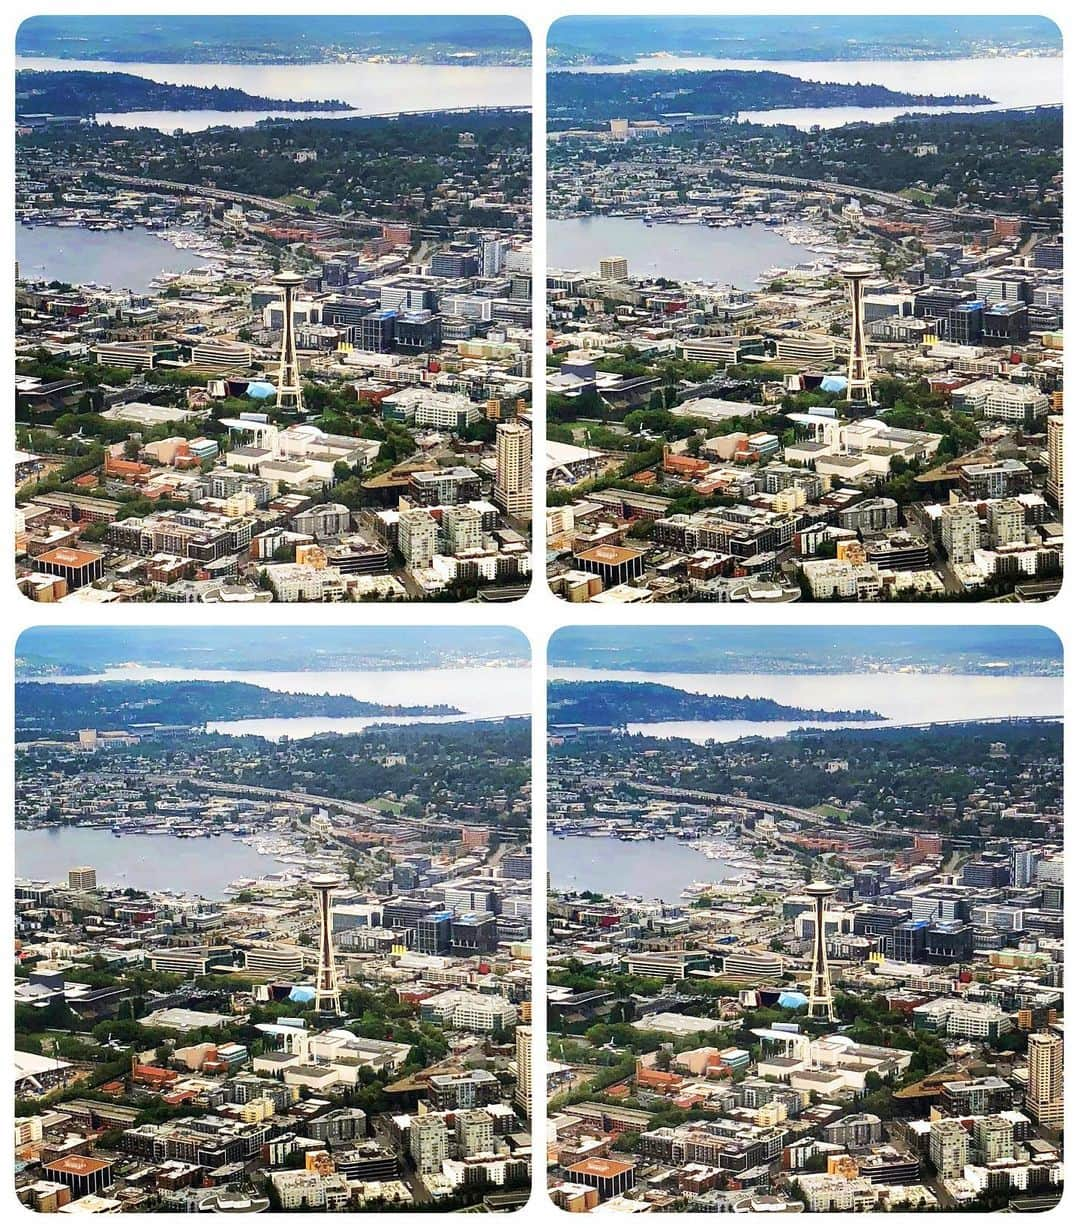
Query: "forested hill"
548 68 990 124
15 70 350 118
548 680 882 725
16 680 457 734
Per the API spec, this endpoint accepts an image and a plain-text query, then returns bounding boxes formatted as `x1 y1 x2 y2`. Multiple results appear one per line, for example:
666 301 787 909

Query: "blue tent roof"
246 380 276 399
820 374 848 394
778 991 809 1009
288 985 315 1003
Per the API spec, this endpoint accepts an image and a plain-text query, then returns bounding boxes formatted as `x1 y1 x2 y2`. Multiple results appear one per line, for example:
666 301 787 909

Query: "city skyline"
16 14 532 605
7 6 1073 1221
546 16 1062 605
15 623 533 1212
547 622 1064 1212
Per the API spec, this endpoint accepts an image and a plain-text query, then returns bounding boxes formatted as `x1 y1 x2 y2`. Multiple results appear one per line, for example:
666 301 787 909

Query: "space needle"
309 871 345 1022
841 262 876 412
273 269 305 412
805 880 837 1023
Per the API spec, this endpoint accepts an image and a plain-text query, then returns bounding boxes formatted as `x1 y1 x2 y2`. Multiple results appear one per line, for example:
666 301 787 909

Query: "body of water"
564 55 1062 130
551 669 1062 745
16 826 282 898
18 664 528 891
548 834 735 903
37 664 530 741
548 217 817 287
17 223 207 293
16 57 531 131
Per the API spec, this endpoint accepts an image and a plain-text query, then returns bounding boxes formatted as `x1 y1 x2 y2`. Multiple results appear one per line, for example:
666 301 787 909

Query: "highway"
713 163 999 227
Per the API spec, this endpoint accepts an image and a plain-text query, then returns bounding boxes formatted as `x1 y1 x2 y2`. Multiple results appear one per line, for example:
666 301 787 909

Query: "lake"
39 664 531 741
17 223 207 293
550 669 1063 744
548 217 817 287
548 834 736 903
16 56 531 131
563 55 1062 130
16 826 283 898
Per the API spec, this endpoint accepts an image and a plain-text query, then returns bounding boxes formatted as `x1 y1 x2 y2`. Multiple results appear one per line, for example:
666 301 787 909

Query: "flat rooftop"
567 1158 635 1179
575 545 646 566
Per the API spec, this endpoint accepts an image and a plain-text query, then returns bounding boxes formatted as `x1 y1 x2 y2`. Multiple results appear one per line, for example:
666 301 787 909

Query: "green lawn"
811 803 851 820
367 797 405 815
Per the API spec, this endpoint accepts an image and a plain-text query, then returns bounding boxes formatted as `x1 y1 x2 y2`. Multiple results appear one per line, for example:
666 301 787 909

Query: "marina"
15 824 306 899
15 222 219 295
547 833 742 904
548 216 821 288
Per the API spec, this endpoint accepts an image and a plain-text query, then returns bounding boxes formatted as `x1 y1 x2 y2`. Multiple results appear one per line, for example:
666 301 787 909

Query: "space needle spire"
841 263 875 412
309 872 345 1020
805 880 837 1023
273 269 305 412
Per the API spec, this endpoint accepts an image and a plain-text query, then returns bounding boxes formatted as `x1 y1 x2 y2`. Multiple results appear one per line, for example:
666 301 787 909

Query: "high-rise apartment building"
975 1115 1015 1164
988 499 1026 548
494 420 532 519
397 509 438 570
1047 414 1063 509
940 504 980 564
929 1120 969 1179
409 1114 449 1175
444 505 484 555
599 256 629 281
1025 1032 1064 1128
514 1025 531 1117
454 1109 495 1158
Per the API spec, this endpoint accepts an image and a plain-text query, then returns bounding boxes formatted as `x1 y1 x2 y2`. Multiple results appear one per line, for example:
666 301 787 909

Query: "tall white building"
929 1120 969 1179
444 505 484 555
455 1108 495 1158
940 504 980 563
481 238 507 277
988 499 1025 547
409 1114 449 1175
975 1115 1015 1164
599 256 629 281
1012 847 1040 887
398 509 438 570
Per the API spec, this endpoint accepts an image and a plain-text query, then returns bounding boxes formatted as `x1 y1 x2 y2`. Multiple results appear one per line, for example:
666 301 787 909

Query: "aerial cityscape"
14 626 532 1212
15 15 532 604
6 7 1073 1223
545 15 1063 604
547 624 1063 1211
